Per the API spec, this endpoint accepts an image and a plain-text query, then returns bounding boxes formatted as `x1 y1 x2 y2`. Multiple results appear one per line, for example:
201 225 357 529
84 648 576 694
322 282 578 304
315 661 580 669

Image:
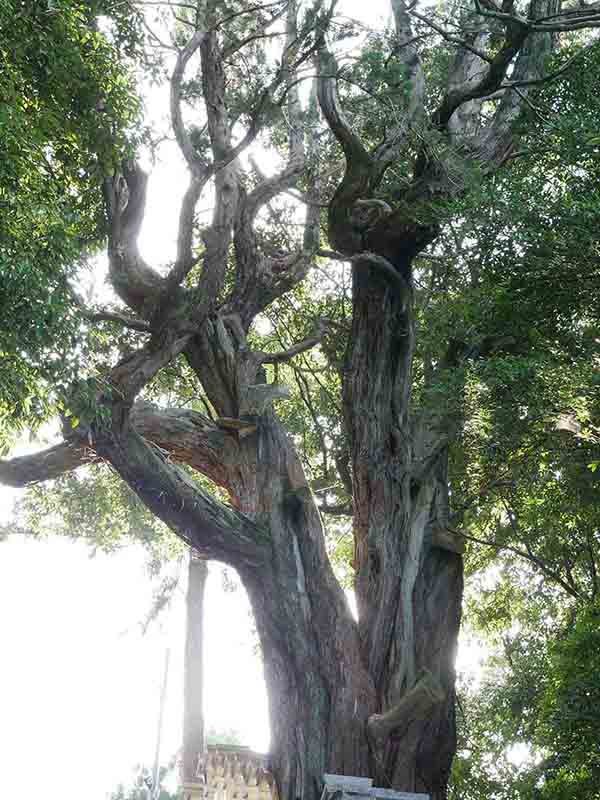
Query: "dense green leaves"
452 591 600 800
0 0 141 448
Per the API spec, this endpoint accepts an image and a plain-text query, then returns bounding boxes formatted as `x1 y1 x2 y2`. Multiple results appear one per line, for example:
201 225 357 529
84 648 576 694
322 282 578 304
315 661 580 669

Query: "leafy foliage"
452 577 600 800
0 0 141 448
19 464 183 565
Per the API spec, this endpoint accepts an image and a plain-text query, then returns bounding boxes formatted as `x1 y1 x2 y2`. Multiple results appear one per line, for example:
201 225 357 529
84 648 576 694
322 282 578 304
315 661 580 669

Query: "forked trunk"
94 298 462 800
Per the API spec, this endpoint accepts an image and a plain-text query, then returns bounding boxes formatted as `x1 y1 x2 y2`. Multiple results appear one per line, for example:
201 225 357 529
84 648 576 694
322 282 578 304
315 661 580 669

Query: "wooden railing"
182 744 278 800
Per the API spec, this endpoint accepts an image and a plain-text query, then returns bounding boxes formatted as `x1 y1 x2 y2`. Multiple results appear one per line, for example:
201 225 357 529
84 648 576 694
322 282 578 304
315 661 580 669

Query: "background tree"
1 2 600 799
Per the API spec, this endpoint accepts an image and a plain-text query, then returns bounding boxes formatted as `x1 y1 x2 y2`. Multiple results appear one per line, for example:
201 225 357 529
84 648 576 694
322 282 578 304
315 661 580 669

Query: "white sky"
0 533 269 799
0 2 489 798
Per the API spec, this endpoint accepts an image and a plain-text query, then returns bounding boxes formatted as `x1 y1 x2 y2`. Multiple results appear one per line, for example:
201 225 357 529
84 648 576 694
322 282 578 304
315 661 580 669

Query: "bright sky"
0 2 489 798
0 531 269 799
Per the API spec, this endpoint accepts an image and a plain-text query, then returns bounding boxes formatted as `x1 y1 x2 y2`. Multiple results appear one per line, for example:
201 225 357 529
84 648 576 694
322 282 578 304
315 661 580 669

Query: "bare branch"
221 0 288 59
170 177 206 287
83 309 152 333
409 9 492 65
170 30 207 172
370 0 425 165
259 319 330 364
230 52 326 324
0 442 96 487
241 0 307 224
0 402 236 490
450 526 584 600
302 75 324 254
474 0 600 31
216 0 288 48
317 47 371 165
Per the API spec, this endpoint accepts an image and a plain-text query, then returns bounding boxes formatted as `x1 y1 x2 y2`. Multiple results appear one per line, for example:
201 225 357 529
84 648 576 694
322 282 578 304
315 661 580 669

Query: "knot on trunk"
367 671 446 744
240 383 291 416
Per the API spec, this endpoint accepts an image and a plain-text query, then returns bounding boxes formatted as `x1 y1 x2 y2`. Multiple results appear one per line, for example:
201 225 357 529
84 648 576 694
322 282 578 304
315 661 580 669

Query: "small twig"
409 8 493 64
449 526 583 600
259 320 329 364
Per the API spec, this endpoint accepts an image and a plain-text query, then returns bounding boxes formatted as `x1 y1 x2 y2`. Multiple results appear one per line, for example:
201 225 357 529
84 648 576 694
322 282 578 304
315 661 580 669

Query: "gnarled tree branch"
104 162 166 315
0 401 237 490
259 319 330 364
96 415 268 569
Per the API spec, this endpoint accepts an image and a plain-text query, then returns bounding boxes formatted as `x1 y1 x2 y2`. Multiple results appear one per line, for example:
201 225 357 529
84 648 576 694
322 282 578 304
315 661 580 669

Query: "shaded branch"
259 319 330 364
318 501 352 516
83 309 152 333
109 331 192 402
432 18 527 130
317 248 346 260
350 252 410 293
96 415 268 569
476 0 559 167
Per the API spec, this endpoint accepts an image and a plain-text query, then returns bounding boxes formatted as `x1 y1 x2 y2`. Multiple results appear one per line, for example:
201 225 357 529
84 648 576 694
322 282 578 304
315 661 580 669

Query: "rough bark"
1 3 595 800
341 245 462 798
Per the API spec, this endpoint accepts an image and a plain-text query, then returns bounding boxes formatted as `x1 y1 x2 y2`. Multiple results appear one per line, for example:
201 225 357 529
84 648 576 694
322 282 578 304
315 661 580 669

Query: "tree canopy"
1 1 599 799
0 0 141 448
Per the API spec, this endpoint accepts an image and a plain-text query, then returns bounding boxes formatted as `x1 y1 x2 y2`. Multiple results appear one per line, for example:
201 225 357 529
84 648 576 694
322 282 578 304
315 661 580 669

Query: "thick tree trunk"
343 255 463 799
86 300 461 800
0 5 581 798
231 418 378 800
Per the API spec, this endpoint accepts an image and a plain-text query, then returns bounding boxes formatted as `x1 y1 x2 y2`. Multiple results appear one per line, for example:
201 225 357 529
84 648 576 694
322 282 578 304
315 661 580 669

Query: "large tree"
2 1 600 798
